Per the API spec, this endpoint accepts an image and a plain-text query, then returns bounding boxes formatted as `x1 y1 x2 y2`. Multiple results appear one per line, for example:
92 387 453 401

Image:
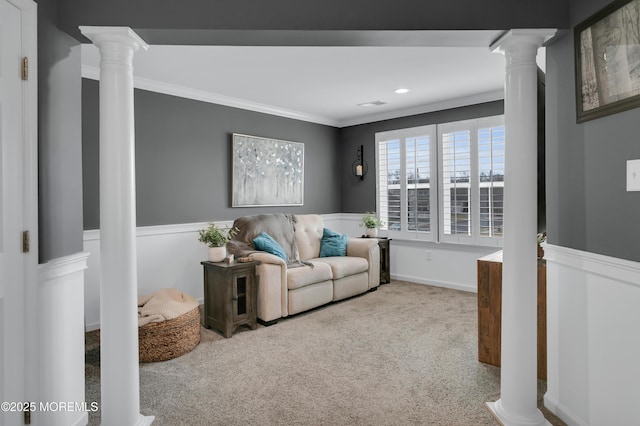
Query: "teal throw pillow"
320 228 349 257
253 232 287 261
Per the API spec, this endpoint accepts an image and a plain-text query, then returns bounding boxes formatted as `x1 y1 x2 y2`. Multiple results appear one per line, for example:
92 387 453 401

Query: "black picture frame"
574 0 640 122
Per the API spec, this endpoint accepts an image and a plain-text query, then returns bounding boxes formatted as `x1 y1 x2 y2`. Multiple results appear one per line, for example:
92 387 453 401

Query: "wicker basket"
138 306 201 362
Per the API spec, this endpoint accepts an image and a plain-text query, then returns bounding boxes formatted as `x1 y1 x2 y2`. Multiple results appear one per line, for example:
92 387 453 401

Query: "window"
478 125 504 238
376 116 504 246
376 125 437 241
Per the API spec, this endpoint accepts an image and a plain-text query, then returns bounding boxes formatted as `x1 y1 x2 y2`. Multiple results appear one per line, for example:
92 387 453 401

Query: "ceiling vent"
357 100 386 108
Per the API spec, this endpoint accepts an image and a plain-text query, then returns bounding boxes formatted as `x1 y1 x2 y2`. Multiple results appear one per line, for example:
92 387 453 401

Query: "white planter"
208 246 227 262
365 228 378 237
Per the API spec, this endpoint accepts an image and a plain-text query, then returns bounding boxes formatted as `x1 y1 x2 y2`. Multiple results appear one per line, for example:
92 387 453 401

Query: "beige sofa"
227 214 380 324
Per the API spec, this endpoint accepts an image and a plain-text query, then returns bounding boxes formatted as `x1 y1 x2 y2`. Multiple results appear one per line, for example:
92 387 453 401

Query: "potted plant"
537 232 547 259
198 223 239 262
361 212 383 237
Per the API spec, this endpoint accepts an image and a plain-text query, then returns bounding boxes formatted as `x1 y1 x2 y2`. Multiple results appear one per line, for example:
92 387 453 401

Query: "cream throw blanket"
138 288 199 327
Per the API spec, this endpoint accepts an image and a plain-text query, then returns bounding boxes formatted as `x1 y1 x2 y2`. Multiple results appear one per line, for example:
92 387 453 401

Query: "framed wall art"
231 133 304 207
575 0 640 122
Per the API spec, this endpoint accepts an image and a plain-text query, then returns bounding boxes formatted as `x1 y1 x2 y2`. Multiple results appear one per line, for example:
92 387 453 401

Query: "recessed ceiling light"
357 100 387 108
394 88 410 94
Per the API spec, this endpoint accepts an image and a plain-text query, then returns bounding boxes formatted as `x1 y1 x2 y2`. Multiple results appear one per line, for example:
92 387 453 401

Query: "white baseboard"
70 412 89 426
391 273 476 293
543 393 587 426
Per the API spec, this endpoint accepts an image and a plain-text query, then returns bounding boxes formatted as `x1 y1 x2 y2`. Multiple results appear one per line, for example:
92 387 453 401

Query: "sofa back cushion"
294 215 324 261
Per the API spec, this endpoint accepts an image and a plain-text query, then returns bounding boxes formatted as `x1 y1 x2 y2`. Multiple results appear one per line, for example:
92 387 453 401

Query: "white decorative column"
487 29 556 426
79 26 153 426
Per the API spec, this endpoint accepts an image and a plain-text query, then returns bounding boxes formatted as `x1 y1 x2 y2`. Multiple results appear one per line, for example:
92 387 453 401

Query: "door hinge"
24 404 31 424
22 57 28 81
22 230 30 253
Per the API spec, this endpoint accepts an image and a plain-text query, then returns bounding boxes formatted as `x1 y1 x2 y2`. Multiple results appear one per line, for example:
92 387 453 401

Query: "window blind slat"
478 125 505 237
442 130 471 236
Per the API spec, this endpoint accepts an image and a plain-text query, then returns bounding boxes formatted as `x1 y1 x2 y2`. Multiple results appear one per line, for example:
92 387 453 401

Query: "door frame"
4 0 38 415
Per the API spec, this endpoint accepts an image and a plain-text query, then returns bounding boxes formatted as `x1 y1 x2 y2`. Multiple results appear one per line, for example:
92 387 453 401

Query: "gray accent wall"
82 79 341 229
338 101 505 213
545 0 640 262
37 0 84 262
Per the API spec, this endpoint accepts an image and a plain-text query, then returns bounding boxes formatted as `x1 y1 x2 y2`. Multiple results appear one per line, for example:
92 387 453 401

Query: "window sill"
387 237 503 253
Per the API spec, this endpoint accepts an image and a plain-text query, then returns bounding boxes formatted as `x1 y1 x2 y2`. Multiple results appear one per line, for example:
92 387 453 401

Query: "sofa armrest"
248 251 286 267
346 238 380 290
247 252 289 321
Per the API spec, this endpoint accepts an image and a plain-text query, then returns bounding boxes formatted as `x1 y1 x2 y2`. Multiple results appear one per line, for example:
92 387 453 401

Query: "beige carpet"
86 281 565 425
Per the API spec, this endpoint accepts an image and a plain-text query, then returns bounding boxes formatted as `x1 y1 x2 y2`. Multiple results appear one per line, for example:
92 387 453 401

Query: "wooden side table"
361 236 392 284
377 238 391 284
201 260 260 338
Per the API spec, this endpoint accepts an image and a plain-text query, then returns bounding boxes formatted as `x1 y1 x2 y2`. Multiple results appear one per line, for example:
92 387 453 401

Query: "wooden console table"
477 250 547 380
201 260 260 338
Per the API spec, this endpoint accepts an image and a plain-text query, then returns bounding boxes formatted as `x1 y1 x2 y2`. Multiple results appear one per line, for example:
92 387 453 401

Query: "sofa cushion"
319 228 348 257
287 262 333 290
311 256 368 280
253 231 287 261
294 214 324 261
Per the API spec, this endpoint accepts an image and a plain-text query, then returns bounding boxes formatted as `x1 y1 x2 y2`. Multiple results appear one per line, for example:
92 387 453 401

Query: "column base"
134 414 155 426
485 400 550 426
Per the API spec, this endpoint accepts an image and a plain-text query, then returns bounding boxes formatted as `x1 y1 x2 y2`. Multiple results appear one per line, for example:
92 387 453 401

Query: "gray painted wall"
42 1 572 258
82 79 341 229
338 101 505 213
57 0 569 43
546 0 640 262
37 0 84 262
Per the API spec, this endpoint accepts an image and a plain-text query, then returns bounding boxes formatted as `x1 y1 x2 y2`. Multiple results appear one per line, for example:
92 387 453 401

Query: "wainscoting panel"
544 243 640 426
83 222 217 331
83 214 496 330
37 252 89 426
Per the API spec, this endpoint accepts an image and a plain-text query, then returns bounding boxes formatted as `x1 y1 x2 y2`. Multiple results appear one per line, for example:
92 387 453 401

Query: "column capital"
490 29 556 55
80 26 149 53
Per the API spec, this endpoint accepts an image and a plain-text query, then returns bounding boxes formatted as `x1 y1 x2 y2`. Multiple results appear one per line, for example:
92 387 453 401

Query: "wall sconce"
351 145 368 180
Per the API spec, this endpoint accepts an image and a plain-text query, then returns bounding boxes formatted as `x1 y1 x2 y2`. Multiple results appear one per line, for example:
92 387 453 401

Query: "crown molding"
81 64 339 127
82 64 504 128
336 89 505 127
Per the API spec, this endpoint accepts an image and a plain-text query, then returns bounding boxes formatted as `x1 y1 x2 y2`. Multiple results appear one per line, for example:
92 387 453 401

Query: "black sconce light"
352 145 368 180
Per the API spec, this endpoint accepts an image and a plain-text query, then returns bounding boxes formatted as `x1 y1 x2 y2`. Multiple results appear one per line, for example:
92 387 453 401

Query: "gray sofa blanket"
227 213 310 268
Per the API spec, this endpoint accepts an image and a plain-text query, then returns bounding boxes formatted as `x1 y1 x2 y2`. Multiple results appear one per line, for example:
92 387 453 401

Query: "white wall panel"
37 252 89 426
544 243 640 426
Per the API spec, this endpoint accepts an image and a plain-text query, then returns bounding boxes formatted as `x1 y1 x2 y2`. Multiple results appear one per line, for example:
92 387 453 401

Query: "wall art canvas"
232 133 304 207
575 0 640 122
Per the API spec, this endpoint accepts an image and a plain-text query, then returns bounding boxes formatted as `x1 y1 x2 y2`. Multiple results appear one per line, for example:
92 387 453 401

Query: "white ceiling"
81 31 523 128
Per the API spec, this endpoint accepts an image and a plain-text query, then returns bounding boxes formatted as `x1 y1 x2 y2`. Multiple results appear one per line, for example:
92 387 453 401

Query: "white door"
0 1 35 425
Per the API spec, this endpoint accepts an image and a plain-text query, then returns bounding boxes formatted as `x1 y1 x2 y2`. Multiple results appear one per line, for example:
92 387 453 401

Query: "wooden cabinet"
477 250 547 380
201 260 260 338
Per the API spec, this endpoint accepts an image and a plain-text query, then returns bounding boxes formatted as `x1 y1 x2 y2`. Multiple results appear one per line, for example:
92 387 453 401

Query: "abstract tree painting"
232 134 304 207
